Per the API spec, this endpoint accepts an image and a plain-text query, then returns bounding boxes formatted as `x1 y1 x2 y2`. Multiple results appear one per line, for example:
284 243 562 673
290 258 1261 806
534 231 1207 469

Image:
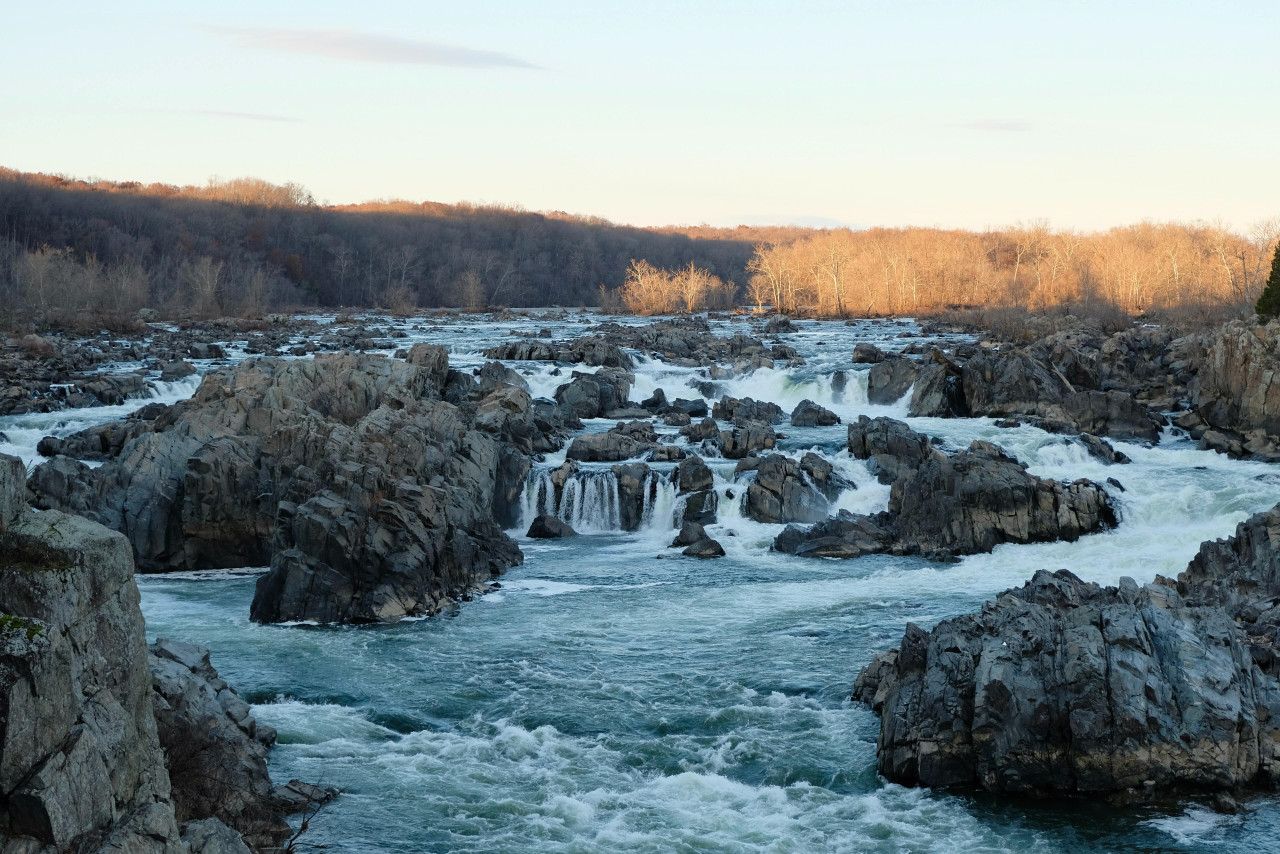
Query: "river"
6 313 1279 852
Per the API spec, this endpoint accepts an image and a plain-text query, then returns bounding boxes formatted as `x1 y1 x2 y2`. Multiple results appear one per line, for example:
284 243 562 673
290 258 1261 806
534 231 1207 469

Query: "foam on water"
118 313 1280 853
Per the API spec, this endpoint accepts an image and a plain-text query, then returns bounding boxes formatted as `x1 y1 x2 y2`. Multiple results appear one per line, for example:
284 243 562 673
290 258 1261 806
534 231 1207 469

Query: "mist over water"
10 313 1278 852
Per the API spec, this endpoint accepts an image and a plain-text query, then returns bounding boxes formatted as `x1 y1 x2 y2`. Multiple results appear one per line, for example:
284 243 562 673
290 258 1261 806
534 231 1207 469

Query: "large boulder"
855 540 1280 798
713 396 785 427
1192 320 1280 457
790 399 840 427
565 431 652 462
847 415 943 484
553 368 634 419
743 454 830 524
962 350 1075 418
867 358 919 405
718 426 776 459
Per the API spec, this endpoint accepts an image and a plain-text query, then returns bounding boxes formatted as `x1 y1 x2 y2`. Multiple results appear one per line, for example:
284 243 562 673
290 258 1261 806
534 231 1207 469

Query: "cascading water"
16 311 1274 854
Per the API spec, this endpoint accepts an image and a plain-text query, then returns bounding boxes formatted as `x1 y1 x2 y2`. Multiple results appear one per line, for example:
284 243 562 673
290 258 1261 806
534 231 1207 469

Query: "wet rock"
671 521 708 547
790 399 840 427
566 431 653 462
744 454 829 524
847 415 943 484
718 425 777 459
1060 390 1162 444
775 512 893 558
799 451 850 500
764 315 797 334
1078 433 1131 465
866 358 919 405
680 417 720 443
554 368 634 419
526 514 577 538
852 343 886 364
682 537 725 558
713 396 785 427
681 489 718 526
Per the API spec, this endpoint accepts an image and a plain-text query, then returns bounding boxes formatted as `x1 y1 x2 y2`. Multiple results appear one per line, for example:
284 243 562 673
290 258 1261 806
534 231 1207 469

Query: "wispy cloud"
203 25 538 69
190 109 302 123
957 119 1033 132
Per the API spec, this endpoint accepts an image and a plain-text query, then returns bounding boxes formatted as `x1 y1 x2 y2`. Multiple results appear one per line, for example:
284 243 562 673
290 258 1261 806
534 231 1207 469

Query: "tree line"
0 168 792 329
736 220 1280 320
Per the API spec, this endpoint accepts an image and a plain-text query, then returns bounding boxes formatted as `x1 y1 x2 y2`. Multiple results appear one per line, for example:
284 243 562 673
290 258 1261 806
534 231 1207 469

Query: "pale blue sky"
2 1 1277 230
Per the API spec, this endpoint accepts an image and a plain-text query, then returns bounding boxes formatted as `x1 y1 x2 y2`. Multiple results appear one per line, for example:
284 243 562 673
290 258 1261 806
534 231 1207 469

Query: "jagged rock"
783 420 1113 560
855 547 1280 798
640 389 667 412
764 315 797 334
847 415 943 484
1191 320 1280 458
775 512 893 558
565 431 652 462
799 451 850 500
744 454 829 524
681 490 718 526
149 639 293 849
682 538 725 558
851 343 886 364
963 350 1074 418
476 361 528 395
671 521 707 547
181 818 253 854
713 396 785 427
680 417 720 443
526 514 577 538
612 463 659 532
662 411 691 427
553 368 634 419
159 360 196 382
866 358 919 405
790 399 840 427
0 453 263 854
1077 433 1131 465
718 426 777 459
1060 390 1162 444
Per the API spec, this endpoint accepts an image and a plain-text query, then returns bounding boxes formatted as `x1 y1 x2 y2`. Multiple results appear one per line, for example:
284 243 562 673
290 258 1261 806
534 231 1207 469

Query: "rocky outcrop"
742 454 830 524
851 343 886 364
553 369 634 419
790 399 840 427
713 396 785 426
483 336 633 369
866 358 918 405
1189 320 1280 460
854 502 1280 800
31 352 564 625
777 418 1114 560
0 452 294 854
717 426 777 459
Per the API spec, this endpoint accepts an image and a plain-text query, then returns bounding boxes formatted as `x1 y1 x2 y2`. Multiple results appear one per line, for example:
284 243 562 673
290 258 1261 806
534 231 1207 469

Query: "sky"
1 1 1277 231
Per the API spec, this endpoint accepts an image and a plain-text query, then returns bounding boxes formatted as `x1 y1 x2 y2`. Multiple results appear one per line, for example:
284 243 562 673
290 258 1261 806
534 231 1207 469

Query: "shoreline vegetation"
2 168 1276 333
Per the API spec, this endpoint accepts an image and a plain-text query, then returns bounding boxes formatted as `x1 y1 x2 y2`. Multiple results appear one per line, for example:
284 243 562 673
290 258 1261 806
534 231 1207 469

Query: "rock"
713 396 785 426
718 426 777 459
149 639 293 848
962 350 1075 419
640 388 668 412
612 463 662 532
784 420 1114 560
526 514 577 538
847 415 943 484
681 489 718 526
830 370 848 402
744 454 829 524
565 431 652 462
799 451 850 500
1060 390 1162 444
476 361 528 395
159 359 197 382
852 343 886 364
854 545 1280 798
790 399 840 427
682 538 726 558
680 417 720 443
671 521 707 547
1077 433 1131 465
866 358 919 405
0 453 265 854
1192 320 1280 457
554 368 634 419
662 411 691 427
764 315 797 334
181 818 254 854
187 342 226 360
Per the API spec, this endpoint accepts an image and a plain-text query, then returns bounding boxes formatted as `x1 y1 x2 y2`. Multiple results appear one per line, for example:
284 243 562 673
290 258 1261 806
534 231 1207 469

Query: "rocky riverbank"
853 501 1280 803
0 453 328 853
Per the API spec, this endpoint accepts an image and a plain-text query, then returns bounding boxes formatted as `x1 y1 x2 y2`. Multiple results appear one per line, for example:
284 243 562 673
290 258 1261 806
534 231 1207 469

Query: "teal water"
9 313 1280 852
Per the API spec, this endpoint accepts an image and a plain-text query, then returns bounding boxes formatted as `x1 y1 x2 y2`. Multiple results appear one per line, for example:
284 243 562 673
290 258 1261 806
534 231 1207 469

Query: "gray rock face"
483 336 633 369
790 399 840 428
1060 390 1162 444
866 358 918 405
717 426 777 460
31 353 554 626
682 538 725 558
744 455 830 524
676 456 714 493
671 521 707 547
553 369 634 419
1191 320 1280 459
778 419 1113 560
713 396 785 427
851 343 886 364
149 640 291 850
962 350 1075 418
565 431 652 462
855 528 1280 799
0 452 265 854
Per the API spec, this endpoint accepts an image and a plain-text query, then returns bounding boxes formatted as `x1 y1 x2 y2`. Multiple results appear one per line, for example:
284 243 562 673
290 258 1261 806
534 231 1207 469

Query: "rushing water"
7 313 1280 852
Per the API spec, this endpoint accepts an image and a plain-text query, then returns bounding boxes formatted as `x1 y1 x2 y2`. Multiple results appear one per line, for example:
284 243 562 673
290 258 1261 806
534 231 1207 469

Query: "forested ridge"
0 168 789 326
0 167 1275 329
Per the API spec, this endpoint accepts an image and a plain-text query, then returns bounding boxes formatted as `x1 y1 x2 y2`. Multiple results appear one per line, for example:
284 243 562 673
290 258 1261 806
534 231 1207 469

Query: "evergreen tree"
1257 243 1280 319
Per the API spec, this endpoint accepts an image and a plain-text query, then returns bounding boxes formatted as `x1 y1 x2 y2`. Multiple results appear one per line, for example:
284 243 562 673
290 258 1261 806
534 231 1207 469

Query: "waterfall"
521 468 622 533
640 472 678 531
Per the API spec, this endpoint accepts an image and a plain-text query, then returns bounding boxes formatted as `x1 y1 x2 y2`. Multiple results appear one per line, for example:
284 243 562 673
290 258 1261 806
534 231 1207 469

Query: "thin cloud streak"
958 119 1033 132
204 25 539 69
190 109 302 123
